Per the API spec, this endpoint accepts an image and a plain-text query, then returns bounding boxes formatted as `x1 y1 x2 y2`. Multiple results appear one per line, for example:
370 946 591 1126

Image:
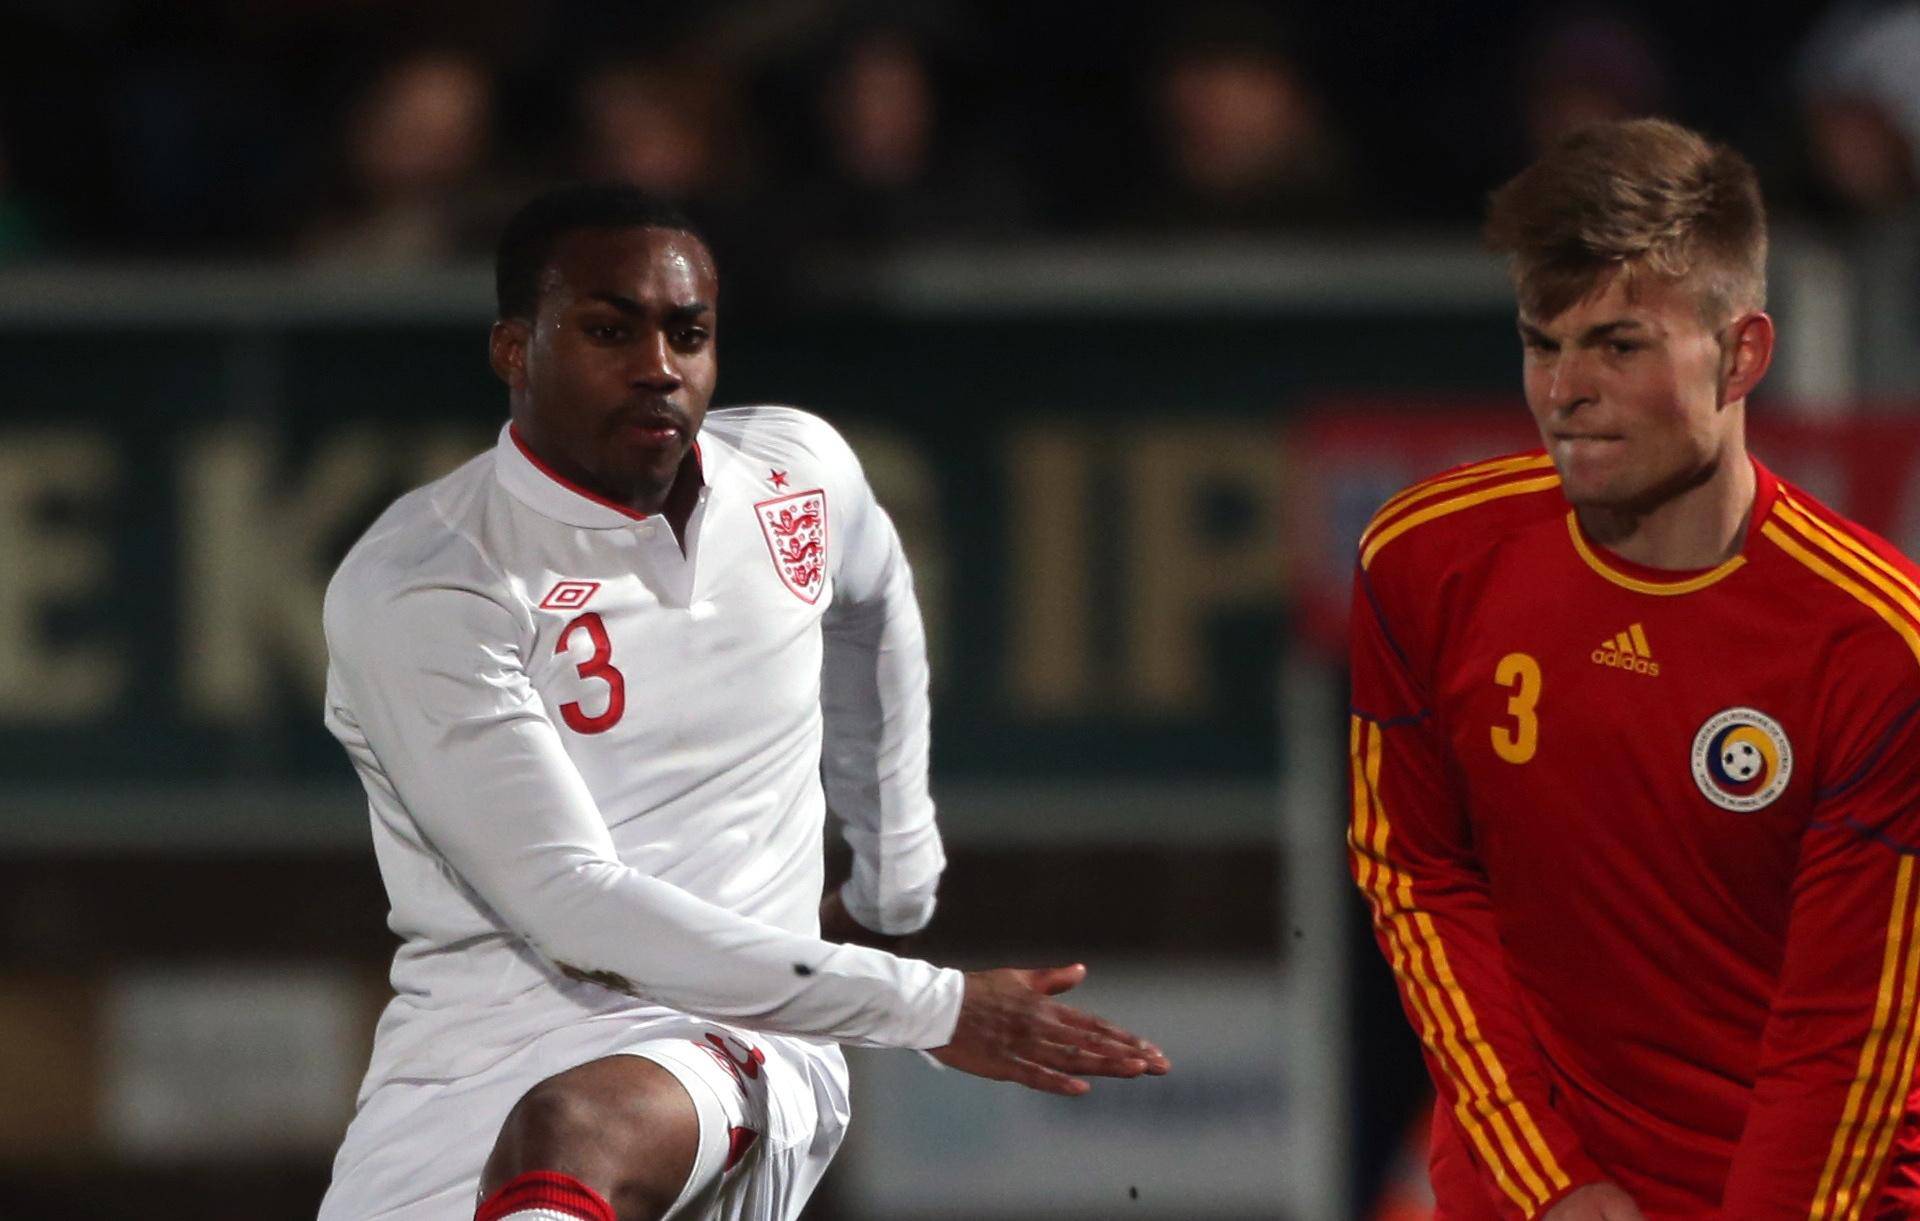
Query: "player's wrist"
913 966 966 1049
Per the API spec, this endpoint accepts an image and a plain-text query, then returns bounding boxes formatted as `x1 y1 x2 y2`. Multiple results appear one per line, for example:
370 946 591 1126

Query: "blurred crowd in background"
1 0 1917 284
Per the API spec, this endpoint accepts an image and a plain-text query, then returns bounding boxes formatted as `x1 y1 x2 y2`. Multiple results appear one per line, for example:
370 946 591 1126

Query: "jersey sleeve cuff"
838 877 938 937
900 965 965 1050
1524 1162 1610 1218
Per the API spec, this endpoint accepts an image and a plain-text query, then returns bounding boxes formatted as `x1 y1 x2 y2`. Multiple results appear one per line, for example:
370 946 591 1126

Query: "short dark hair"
1483 118 1767 327
494 183 706 320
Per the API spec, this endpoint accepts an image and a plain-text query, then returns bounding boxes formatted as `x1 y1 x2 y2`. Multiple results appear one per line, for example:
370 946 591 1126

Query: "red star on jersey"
769 469 789 489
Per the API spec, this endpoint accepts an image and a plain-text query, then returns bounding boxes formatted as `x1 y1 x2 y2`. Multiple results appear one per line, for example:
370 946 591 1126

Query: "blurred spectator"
1122 6 1356 234
573 57 752 201
826 34 935 194
763 15 1033 252
296 49 506 264
1516 8 1673 157
1798 1 1920 221
0 1 1875 259
564 52 786 299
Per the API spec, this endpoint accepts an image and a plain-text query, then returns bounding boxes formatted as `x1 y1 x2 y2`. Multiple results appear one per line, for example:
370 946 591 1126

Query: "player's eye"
671 326 711 350
585 323 629 342
1607 341 1641 356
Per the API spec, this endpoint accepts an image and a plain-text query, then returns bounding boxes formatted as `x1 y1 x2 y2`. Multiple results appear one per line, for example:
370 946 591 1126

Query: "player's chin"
1560 467 1645 513
1557 477 1604 513
607 439 688 486
1551 445 1625 492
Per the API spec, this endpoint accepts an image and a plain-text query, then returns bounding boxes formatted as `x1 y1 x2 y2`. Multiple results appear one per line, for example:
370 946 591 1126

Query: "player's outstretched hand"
1543 1183 1646 1220
928 964 1171 1096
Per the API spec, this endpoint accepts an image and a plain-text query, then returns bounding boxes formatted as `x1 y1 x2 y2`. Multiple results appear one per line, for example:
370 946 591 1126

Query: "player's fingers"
1017 964 1088 997
1044 1003 1167 1059
1029 1020 1154 1062
1043 998 1140 1039
1003 1056 1092 1096
957 1044 1090 1096
1069 1040 1167 1075
1026 1040 1153 1078
1024 1019 1169 1075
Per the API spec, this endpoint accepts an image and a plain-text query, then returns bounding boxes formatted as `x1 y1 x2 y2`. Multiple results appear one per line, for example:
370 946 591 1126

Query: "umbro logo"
1591 622 1659 676
538 580 600 611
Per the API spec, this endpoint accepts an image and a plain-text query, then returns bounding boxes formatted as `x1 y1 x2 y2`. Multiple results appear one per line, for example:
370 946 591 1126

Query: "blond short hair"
1484 117 1767 327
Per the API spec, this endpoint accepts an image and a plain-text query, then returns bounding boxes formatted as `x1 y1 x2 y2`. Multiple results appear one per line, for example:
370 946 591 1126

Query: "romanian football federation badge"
754 489 828 604
1691 707 1792 812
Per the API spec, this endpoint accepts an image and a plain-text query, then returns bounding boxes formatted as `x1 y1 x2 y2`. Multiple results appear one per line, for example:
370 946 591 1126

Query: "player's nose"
1546 347 1598 413
629 330 682 390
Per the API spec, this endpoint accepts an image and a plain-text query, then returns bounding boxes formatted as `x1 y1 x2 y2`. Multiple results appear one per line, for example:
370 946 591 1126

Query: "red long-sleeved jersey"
1349 450 1920 1219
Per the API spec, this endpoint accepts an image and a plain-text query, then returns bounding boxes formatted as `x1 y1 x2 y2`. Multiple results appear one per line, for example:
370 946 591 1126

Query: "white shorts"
318 1013 850 1221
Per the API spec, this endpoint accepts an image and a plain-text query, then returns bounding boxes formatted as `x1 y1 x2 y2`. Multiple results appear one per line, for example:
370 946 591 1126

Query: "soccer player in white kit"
316 184 1170 1221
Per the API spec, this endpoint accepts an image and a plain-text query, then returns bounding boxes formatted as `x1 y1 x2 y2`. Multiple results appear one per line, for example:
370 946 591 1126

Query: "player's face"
494 226 718 508
1519 267 1745 513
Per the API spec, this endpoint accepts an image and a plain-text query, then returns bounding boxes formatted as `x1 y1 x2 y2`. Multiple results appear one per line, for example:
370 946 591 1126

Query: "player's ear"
489 319 531 390
1719 311 1774 407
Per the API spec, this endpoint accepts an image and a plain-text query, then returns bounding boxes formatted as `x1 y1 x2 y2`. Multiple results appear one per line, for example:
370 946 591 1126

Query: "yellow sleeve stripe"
1367 453 1557 535
1769 506 1920 1218
1347 719 1543 1214
1846 931 1920 1221
1777 495 1920 630
1762 519 1920 669
1361 474 1564 571
1360 454 1557 558
1810 856 1920 1220
1349 717 1571 1215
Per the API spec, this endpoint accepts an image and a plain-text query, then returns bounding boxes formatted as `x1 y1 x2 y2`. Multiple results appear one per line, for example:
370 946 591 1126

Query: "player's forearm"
1355 878 1604 1216
822 562 943 935
434 785 963 1048
1720 1081 1905 1217
335 608 962 1048
513 851 964 1049
1721 849 1920 1214
1349 719 1602 1217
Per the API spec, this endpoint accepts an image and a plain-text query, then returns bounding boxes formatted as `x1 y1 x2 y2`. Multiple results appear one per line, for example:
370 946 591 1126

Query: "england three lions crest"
754 489 828 604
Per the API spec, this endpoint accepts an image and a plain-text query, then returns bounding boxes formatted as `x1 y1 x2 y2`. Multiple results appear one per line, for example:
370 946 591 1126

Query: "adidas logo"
1592 622 1660 676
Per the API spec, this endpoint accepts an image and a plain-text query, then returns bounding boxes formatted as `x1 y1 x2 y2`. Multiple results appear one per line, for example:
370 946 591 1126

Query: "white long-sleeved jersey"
323 406 962 1098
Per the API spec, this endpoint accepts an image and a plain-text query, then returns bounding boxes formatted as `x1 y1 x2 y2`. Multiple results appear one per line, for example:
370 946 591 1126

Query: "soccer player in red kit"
1348 118 1920 1220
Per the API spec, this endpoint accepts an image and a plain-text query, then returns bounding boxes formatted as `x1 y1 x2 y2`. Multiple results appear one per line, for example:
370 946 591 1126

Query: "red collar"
506 423 704 523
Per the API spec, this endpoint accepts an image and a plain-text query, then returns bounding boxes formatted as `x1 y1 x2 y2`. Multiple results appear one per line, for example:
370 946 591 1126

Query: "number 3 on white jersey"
557 612 625 734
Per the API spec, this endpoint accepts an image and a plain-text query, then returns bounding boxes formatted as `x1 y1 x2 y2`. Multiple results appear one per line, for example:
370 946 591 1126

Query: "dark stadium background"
1 2 1916 1217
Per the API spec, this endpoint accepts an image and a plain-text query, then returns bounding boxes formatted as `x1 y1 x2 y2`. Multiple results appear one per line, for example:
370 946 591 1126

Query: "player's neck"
617 453 701 548
513 422 702 546
1577 446 1757 571
659 458 700 549
607 450 699 525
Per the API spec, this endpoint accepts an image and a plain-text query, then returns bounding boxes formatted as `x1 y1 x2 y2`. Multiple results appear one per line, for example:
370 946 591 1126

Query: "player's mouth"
612 405 690 448
621 422 682 446
1552 433 1625 453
